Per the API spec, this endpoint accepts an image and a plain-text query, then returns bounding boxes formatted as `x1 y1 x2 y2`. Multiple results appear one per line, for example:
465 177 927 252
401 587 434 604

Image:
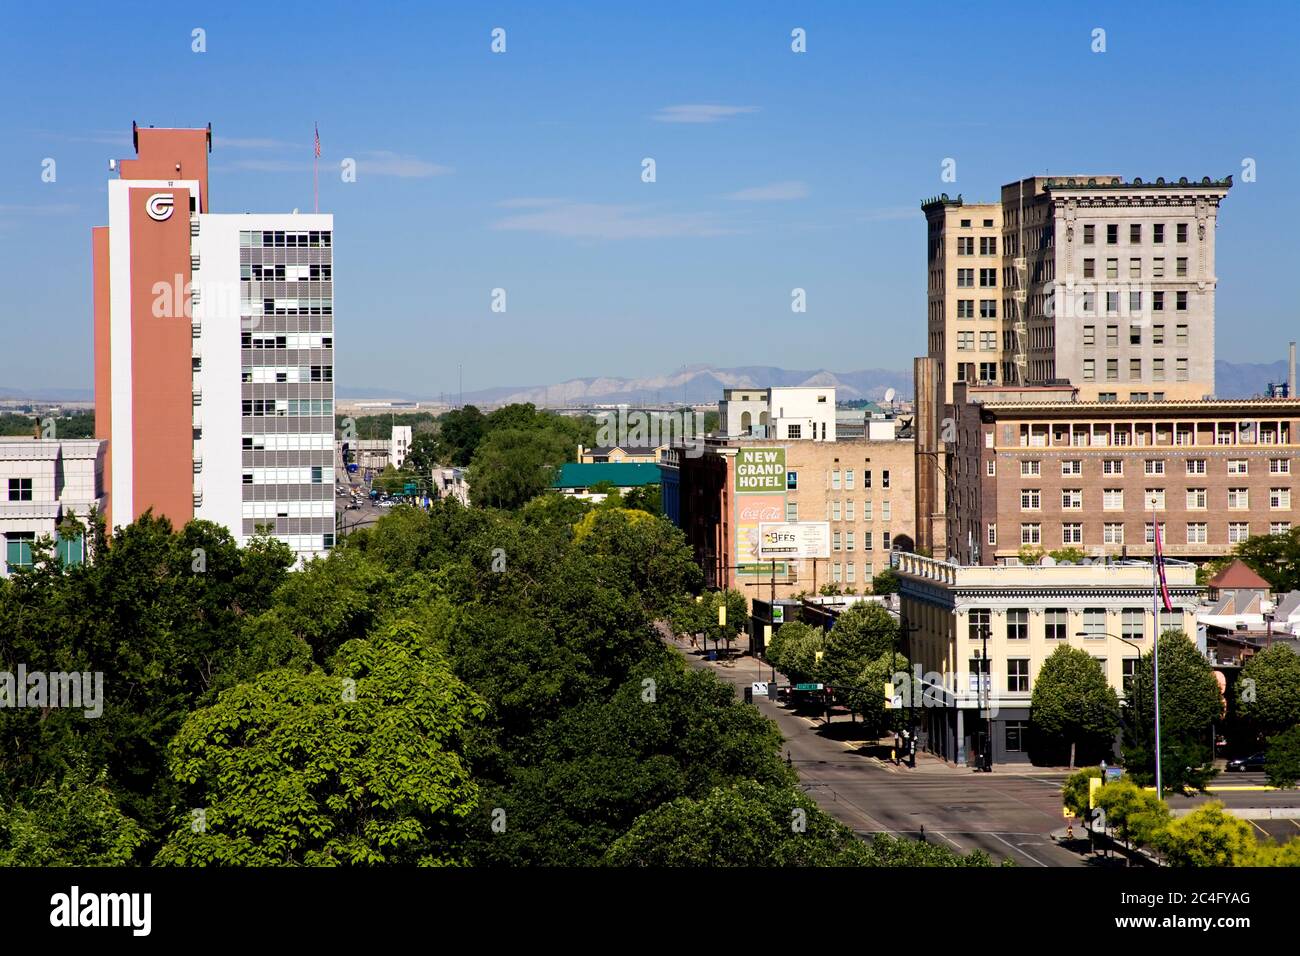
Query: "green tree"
843 652 910 735
1121 631 1222 792
1095 779 1171 849
433 406 487 466
1237 645 1300 741
1062 767 1103 816
1265 724 1300 789
466 428 568 509
156 622 484 866
1047 547 1086 563
1157 802 1259 867
1029 645 1121 767
1229 526 1300 593
0 763 147 866
819 602 898 687
870 567 900 595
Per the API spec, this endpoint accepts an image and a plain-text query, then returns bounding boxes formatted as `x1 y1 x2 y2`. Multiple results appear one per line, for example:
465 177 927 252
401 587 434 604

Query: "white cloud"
652 104 759 124
491 202 733 240
724 180 808 201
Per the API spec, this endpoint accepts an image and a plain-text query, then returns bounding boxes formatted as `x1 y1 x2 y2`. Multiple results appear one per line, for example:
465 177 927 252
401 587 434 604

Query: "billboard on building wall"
734 446 788 576
758 521 830 560
735 447 787 493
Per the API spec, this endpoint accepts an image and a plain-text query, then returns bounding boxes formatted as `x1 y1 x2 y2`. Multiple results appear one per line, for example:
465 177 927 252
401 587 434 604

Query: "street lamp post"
979 624 992 772
1074 630 1149 781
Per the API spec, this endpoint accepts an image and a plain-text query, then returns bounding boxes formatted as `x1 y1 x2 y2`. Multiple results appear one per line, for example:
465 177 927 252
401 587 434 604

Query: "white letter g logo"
146 193 174 221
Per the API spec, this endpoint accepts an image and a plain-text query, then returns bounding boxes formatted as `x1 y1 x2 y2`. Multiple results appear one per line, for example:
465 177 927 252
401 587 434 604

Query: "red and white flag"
314 123 321 158
1153 517 1174 612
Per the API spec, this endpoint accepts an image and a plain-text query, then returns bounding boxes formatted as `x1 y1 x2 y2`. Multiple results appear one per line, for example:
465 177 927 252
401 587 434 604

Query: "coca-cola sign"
739 503 782 521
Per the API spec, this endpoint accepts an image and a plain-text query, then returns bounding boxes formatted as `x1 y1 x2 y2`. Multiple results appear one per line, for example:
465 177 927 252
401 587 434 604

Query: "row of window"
242 433 334 451
954 299 999 319
242 332 333 349
956 236 999 256
967 607 1179 642
1081 256 1189 280
242 264 331 281
244 298 333 316
1021 486 1293 510
830 530 893 551
956 268 999 288
825 468 890 490
1084 356 1189 381
242 467 327 485
975 659 1132 696
241 501 335 518
242 399 334 417
1083 222 1190 245
1073 289 1190 315
1006 520 1288 546
1084 323 1190 347
1015 458 1292 477
828 500 893 522
4 533 83 572
242 365 333 384
240 230 332 248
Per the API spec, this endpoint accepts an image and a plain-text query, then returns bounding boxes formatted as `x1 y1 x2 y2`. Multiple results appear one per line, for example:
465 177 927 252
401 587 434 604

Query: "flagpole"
313 124 319 214
1151 494 1163 800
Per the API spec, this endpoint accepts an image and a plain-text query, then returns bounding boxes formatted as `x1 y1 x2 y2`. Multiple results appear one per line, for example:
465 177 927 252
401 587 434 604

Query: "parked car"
1226 752 1266 772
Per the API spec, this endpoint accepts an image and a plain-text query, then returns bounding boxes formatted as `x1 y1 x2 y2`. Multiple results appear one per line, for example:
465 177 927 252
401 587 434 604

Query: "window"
957 299 974 318
787 424 802 439
1176 223 1188 243
1270 458 1291 474
1106 358 1119 381
1104 523 1125 544
1129 291 1142 313
1186 459 1206 475
1007 659 1030 693
1083 258 1095 279
1005 722 1028 752
1129 325 1143 346
1083 325 1095 347
1152 323 1165 346
785 502 798 522
957 268 974 287
833 531 841 552
7 478 32 502
1229 522 1250 544
1045 609 1068 640
1176 256 1188 277
1271 488 1291 509
969 658 990 693
1130 358 1142 380
1186 522 1207 544
1084 224 1095 244
980 299 997 319
1130 223 1142 244
1106 259 1119 280
1021 460 1040 477
864 531 873 550
882 470 891 489
883 532 892 550
1144 522 1166 544
1176 324 1188 347
1154 223 1165 244
1271 522 1292 535
864 500 873 520
1020 488 1041 510
980 236 997 255
1228 487 1249 508
1082 609 1106 637
1062 460 1082 476
1146 488 1165 509
1152 357 1165 381
1144 459 1165 476
845 468 855 490
831 501 842 522
5 532 35 571
987 524 997 546
968 609 991 641
786 470 798 490
846 531 855 552
957 331 974 351
831 469 841 490
882 501 891 521
1083 359 1095 381
979 268 997 288
1106 224 1118 245
1153 291 1164 312
1103 459 1123 476
1000 609 1029 642
1103 488 1124 510
958 236 974 255
845 499 854 521
1062 522 1083 544
1186 488 1207 509
1227 459 1248 475
1020 523 1041 545
1122 659 1138 696
1122 609 1145 642
1153 258 1165 278
1106 293 1119 315
1061 489 1082 509
1176 291 1188 312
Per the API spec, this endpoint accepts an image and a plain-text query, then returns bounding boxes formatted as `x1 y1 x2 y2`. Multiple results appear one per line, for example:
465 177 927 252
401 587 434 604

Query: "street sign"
794 682 824 691
752 682 769 697
772 605 785 624
1104 767 1123 783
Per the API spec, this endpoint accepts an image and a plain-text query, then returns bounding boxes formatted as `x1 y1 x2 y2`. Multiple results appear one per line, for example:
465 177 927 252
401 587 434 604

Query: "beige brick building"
924 175 1231 405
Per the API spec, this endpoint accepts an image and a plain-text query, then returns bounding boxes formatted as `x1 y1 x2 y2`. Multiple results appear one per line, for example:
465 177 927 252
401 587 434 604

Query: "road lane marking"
992 831 1047 867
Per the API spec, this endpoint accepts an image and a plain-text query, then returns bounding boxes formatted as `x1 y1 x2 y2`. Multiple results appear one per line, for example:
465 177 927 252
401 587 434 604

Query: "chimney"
1290 341 1296 398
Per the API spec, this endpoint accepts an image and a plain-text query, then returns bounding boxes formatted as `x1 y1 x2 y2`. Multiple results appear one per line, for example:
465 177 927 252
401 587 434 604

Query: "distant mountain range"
342 359 1293 407
2 359 1289 407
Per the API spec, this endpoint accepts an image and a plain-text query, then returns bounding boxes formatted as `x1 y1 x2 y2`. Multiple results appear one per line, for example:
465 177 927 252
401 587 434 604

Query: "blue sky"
1 1 1297 398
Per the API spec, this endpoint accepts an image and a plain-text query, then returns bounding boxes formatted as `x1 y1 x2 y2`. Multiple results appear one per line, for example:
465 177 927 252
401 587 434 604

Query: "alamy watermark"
0 665 104 718
596 406 707 458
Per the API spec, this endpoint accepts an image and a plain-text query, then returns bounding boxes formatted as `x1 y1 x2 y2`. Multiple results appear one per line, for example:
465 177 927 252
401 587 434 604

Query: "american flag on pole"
1153 509 1174 612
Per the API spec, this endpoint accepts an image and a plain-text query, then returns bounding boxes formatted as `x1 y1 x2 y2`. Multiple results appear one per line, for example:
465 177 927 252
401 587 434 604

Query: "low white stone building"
1 437 105 575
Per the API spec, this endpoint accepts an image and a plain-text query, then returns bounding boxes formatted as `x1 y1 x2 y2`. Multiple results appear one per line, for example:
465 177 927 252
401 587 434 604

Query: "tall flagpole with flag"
313 123 320 213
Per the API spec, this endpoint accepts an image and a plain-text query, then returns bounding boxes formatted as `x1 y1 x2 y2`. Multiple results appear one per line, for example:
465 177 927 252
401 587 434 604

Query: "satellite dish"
884 388 897 404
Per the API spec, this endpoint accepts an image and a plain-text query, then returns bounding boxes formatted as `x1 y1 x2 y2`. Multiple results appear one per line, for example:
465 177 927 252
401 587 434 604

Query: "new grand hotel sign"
734 447 787 576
